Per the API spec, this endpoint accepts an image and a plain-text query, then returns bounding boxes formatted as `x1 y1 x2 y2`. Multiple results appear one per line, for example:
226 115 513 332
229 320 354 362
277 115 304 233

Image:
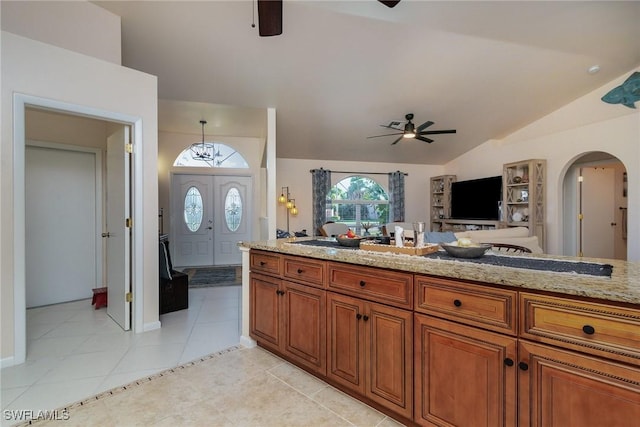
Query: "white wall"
1 1 121 64
1 31 158 365
275 158 444 235
445 67 640 259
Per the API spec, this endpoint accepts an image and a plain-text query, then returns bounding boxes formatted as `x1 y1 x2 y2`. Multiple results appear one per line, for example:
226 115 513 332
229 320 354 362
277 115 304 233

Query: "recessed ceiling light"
588 65 601 74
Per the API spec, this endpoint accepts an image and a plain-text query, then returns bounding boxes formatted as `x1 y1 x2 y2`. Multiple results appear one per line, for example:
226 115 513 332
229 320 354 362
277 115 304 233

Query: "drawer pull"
582 325 596 335
297 268 304 274
260 261 266 266
518 362 529 371
363 315 369 321
504 358 514 367
276 290 285 296
453 299 462 307
359 280 366 287
356 313 362 320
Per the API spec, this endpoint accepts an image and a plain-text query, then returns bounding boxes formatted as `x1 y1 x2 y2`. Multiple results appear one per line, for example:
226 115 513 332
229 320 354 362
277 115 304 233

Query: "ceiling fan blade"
416 121 434 132
379 0 401 8
419 129 457 135
415 135 434 143
257 0 282 37
391 135 404 145
367 132 403 139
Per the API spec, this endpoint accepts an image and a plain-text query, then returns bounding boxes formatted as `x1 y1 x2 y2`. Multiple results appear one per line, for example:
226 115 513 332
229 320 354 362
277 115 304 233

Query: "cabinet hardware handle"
297 268 303 274
359 280 366 287
260 261 266 266
453 299 462 307
363 315 369 321
518 362 529 371
504 358 514 367
356 314 362 320
276 290 284 296
582 325 596 335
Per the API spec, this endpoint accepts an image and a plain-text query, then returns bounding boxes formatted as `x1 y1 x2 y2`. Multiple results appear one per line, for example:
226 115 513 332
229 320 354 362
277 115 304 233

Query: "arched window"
173 142 249 168
329 176 389 235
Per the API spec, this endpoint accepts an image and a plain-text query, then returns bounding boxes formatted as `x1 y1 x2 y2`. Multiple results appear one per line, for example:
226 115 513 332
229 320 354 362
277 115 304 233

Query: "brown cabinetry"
249 249 640 426
518 340 640 427
328 262 413 309
249 271 326 375
414 314 517 427
327 291 413 419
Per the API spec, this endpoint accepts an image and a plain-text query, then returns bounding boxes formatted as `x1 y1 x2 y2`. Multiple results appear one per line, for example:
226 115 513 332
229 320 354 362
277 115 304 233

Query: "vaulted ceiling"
94 1 640 165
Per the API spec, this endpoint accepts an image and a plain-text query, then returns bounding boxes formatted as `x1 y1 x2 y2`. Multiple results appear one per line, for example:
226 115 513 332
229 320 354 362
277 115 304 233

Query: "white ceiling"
93 0 640 165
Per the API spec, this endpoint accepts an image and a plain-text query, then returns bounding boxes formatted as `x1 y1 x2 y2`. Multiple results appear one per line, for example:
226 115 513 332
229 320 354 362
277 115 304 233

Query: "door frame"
12 93 144 365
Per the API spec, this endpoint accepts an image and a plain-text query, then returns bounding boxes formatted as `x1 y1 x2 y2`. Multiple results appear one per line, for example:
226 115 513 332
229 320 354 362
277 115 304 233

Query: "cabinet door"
519 341 640 427
249 273 281 349
366 301 413 419
282 280 326 375
415 315 517 427
327 292 366 395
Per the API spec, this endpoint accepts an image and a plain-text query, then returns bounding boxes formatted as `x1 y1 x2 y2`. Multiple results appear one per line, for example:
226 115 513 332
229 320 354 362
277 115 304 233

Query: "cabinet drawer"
415 276 517 335
520 293 640 365
250 250 282 276
327 262 413 308
283 256 326 288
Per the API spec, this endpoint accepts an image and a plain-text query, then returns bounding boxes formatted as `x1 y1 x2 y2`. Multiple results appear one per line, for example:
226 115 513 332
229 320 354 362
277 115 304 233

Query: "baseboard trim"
240 335 257 348
143 320 161 332
1 355 16 368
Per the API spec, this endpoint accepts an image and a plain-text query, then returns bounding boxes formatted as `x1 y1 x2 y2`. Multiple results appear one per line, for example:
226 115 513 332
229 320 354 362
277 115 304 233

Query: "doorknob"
101 232 111 238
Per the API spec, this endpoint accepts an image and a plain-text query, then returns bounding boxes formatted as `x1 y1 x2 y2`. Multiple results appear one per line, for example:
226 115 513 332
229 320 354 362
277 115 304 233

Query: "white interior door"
25 145 100 307
172 174 214 267
580 167 615 258
214 176 252 265
106 127 131 331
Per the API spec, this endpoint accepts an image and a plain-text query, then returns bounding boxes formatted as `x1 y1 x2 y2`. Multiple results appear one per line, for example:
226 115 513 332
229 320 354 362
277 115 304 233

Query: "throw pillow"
425 231 457 244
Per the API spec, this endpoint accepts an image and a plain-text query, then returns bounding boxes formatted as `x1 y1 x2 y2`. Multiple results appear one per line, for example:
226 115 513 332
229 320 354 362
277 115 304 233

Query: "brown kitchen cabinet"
414 314 517 427
327 291 413 419
518 340 640 427
250 272 326 375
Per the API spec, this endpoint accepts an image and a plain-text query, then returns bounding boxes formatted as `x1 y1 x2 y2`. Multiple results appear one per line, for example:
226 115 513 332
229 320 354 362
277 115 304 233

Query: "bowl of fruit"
336 230 364 247
440 238 492 259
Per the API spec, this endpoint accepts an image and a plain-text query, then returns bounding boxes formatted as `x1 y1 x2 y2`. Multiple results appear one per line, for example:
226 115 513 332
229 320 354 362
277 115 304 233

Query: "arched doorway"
562 152 628 260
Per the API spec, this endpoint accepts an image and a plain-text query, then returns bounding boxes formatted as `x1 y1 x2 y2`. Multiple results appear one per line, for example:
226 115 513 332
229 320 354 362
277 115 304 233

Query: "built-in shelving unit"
503 159 546 248
430 175 456 231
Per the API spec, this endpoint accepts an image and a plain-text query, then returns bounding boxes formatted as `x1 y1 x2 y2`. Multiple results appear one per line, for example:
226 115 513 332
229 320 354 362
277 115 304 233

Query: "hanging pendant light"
190 120 222 164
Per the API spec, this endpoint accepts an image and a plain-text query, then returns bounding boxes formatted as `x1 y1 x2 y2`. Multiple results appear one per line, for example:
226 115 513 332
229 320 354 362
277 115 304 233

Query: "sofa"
426 226 544 253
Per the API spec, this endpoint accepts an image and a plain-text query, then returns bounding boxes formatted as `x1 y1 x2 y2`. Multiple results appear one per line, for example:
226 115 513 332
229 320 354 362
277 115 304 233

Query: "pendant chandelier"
190 120 221 164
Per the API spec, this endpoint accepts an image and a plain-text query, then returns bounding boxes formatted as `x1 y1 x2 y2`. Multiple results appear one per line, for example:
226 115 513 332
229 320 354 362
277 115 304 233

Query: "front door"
106 127 131 331
172 174 252 267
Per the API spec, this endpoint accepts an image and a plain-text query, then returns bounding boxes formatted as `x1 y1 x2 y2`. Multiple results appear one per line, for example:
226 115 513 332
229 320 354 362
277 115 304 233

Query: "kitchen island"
239 238 640 426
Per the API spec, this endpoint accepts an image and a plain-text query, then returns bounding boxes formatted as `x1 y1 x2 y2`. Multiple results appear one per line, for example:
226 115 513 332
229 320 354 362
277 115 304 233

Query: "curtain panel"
311 168 331 235
389 171 405 222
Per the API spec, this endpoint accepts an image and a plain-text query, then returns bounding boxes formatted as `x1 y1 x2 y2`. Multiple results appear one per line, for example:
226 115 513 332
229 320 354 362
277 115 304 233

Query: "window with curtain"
329 176 389 235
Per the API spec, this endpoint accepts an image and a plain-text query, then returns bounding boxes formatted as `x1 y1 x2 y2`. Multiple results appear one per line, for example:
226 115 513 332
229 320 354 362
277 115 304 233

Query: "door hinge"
126 218 133 228
578 213 584 220
126 292 133 303
125 143 133 154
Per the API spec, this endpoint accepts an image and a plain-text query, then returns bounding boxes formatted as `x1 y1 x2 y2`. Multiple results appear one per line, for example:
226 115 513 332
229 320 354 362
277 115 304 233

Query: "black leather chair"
159 235 189 314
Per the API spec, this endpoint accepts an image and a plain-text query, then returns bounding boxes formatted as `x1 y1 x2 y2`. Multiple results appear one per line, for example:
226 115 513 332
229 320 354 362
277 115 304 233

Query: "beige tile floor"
1 287 405 427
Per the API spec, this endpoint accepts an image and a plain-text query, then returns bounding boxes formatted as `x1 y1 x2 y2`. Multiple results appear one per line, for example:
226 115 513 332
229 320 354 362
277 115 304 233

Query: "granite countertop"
240 237 640 306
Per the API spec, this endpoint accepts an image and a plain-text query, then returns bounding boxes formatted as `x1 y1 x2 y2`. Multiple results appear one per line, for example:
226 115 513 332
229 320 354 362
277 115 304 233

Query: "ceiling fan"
367 113 457 145
256 0 400 37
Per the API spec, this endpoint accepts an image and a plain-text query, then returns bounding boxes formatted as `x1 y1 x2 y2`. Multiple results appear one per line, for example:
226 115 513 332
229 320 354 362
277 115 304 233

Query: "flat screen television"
450 176 502 220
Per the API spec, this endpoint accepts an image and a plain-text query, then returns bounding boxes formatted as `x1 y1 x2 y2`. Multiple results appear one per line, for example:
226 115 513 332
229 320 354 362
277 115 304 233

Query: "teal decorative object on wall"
601 71 640 109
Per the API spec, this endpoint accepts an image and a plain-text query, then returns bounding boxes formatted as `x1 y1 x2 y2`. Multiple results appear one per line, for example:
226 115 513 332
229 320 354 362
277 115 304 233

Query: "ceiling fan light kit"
368 113 456 145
